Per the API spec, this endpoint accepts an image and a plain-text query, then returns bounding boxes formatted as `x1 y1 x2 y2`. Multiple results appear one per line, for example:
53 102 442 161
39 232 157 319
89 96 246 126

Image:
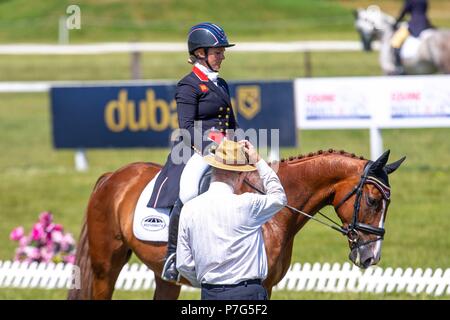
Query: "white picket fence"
1 260 449 296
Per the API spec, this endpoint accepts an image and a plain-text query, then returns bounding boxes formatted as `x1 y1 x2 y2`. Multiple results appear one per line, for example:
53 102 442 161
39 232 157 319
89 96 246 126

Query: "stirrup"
162 253 180 283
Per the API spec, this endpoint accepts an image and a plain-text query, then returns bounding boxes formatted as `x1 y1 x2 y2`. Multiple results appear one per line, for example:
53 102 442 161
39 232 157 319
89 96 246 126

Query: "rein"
244 161 390 247
243 179 347 235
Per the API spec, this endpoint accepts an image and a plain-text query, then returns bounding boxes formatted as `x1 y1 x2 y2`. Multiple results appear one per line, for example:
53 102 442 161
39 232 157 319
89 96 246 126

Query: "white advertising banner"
295 75 450 129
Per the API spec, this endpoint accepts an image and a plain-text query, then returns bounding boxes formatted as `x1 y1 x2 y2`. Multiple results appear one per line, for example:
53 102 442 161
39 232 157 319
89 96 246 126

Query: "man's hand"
239 140 261 164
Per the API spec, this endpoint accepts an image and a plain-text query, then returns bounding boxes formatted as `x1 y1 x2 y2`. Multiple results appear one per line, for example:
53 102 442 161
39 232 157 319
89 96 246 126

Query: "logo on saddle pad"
141 215 166 231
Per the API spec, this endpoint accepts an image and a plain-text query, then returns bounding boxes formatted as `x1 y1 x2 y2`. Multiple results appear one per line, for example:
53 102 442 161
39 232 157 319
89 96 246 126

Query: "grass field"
0 0 369 43
0 0 449 43
0 0 449 301
0 51 382 81
0 287 444 300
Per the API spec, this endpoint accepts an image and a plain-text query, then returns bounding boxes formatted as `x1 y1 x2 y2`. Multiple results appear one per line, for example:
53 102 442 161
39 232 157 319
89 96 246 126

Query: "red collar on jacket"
192 66 209 82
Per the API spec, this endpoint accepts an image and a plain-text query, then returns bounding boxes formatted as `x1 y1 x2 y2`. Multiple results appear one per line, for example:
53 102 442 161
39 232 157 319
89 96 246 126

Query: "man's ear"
194 48 206 59
236 172 247 188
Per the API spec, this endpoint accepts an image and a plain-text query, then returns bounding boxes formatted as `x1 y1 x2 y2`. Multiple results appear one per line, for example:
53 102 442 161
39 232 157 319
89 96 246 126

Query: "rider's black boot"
392 48 405 75
161 198 183 283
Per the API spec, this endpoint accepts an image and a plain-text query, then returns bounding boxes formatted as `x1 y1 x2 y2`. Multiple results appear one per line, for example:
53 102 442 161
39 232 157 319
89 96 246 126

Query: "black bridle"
244 161 390 248
334 161 389 248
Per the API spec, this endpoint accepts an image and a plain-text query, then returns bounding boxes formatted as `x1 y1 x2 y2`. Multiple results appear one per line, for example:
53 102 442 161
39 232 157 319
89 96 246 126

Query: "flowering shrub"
10 211 76 264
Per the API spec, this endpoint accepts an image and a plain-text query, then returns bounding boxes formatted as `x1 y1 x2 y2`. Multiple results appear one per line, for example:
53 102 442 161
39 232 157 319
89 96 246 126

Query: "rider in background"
148 22 238 283
390 0 433 74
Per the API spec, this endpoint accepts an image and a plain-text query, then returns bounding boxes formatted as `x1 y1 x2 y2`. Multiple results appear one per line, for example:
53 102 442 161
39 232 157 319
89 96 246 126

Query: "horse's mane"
272 149 366 165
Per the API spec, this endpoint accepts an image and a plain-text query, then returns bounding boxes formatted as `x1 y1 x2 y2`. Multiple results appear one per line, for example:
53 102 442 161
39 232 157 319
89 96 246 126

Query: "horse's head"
353 5 394 51
333 150 405 268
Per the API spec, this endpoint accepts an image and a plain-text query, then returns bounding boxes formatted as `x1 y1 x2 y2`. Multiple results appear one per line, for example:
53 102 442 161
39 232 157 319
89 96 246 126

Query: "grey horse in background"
354 5 450 75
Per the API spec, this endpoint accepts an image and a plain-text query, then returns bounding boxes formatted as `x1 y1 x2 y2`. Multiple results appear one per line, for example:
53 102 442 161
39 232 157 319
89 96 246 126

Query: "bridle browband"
244 161 390 248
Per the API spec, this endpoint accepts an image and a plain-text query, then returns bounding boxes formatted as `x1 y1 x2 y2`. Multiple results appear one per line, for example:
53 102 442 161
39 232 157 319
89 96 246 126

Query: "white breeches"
179 152 210 204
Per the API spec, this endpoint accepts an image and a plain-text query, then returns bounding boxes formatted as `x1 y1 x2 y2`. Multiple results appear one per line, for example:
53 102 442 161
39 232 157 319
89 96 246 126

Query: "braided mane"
274 149 366 164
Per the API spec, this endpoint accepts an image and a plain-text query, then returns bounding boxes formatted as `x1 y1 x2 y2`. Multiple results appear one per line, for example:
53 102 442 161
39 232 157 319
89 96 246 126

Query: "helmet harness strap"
194 47 218 73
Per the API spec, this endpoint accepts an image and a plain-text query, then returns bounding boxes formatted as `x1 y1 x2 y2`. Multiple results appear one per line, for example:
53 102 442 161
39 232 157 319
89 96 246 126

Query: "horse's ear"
384 156 406 174
371 149 390 172
353 9 359 19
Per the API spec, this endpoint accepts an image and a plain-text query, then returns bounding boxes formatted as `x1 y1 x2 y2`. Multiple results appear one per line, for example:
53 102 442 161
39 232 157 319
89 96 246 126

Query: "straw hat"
204 140 257 172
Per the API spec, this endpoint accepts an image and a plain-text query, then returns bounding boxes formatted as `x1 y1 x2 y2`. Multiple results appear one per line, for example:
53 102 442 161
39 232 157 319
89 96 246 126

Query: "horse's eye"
367 196 378 207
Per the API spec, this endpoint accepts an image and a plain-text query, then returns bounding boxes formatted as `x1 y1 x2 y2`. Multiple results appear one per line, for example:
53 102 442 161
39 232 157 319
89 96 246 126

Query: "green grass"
0 288 445 300
0 0 355 43
0 51 381 81
0 0 448 43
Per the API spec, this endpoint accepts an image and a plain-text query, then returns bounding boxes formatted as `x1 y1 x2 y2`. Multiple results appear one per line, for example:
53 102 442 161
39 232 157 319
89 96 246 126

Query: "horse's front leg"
153 274 182 300
265 286 273 299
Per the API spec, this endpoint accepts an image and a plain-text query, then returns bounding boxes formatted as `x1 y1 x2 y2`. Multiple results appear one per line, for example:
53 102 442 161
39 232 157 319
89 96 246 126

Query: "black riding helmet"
188 22 234 71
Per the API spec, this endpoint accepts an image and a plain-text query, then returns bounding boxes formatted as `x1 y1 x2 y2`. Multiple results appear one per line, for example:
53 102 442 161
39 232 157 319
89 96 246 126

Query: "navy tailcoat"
148 66 238 208
397 0 432 37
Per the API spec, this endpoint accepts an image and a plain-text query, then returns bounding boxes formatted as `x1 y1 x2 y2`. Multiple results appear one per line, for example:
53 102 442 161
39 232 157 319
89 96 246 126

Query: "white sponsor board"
295 75 450 130
294 75 450 159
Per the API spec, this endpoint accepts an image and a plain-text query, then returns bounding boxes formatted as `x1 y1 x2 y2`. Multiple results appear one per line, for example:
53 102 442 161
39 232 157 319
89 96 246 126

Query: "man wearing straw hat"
176 139 287 300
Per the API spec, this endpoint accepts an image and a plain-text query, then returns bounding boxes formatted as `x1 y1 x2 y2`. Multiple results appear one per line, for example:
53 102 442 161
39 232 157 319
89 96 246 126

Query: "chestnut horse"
68 149 405 300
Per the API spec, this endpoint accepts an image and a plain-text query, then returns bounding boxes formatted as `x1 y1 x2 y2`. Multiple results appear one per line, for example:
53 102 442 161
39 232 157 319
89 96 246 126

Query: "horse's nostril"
362 257 374 268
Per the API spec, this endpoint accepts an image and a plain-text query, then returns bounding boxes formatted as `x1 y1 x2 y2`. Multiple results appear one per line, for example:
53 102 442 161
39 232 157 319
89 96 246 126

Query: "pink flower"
51 230 64 244
60 233 75 252
10 226 24 241
19 236 29 247
10 211 77 264
39 211 53 227
31 223 45 242
45 223 63 234
40 247 53 263
64 233 75 245
14 247 26 262
24 246 40 260
64 255 75 264
45 240 54 252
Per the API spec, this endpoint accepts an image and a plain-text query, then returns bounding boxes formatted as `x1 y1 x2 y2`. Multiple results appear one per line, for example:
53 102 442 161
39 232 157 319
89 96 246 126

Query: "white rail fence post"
370 125 383 161
74 149 89 172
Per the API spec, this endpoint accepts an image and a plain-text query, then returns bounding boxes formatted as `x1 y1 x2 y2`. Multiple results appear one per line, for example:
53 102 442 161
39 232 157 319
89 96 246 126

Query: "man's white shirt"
176 159 287 287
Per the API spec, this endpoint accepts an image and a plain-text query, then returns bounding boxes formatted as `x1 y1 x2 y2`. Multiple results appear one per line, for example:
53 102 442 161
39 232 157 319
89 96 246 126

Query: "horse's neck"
376 11 394 42
273 154 364 240
379 24 396 73
380 25 393 42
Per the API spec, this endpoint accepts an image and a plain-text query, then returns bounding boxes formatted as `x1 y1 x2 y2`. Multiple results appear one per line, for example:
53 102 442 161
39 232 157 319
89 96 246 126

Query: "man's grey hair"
211 167 241 189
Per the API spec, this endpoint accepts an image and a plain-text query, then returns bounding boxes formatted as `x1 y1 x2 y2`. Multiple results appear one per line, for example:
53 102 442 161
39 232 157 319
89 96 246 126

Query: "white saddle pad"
401 36 420 60
133 172 170 242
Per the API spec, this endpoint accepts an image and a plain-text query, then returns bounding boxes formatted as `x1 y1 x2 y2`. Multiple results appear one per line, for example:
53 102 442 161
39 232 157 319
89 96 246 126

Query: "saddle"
132 167 212 242
198 167 212 195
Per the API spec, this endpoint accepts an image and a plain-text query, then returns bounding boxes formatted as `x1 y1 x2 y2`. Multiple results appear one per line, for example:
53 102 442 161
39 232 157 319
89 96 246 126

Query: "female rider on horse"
147 22 238 282
391 0 433 74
